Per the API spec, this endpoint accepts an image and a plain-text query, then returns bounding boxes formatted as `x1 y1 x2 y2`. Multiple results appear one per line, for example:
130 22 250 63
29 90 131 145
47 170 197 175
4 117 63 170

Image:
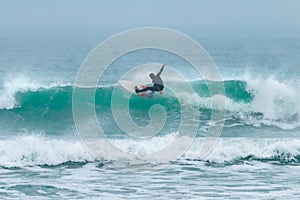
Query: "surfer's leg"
136 84 163 93
136 86 156 93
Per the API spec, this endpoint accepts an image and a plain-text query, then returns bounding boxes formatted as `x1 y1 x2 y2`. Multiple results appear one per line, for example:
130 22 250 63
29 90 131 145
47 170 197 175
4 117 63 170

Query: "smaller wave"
71 134 300 166
1 135 299 167
0 135 93 168
184 138 300 165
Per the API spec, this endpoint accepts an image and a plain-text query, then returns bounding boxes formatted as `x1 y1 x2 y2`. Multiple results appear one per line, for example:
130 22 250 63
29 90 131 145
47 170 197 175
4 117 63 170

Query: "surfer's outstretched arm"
156 64 166 76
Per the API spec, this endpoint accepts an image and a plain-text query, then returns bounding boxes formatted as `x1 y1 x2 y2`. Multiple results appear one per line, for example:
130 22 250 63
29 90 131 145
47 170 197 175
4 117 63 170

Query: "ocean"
0 32 299 199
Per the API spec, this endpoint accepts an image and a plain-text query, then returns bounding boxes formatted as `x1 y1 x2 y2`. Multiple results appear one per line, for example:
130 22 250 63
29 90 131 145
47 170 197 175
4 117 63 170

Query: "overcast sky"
1 0 300 37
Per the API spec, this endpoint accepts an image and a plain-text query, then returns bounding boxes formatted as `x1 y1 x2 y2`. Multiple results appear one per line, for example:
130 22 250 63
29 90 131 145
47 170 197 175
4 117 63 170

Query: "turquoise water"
0 36 300 199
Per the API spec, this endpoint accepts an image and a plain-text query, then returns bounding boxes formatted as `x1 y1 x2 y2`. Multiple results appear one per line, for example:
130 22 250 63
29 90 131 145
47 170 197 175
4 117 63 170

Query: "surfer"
135 64 166 94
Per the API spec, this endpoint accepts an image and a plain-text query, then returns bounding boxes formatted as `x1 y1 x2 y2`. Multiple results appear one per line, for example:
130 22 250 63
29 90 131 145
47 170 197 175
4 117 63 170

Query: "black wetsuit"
136 66 164 93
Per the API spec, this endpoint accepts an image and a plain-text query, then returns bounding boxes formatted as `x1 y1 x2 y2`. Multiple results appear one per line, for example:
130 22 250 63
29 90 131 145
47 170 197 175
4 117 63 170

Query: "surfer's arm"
156 64 166 76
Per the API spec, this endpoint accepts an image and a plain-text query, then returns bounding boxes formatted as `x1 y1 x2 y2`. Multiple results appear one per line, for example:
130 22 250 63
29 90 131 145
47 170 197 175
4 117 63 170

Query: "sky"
1 0 300 37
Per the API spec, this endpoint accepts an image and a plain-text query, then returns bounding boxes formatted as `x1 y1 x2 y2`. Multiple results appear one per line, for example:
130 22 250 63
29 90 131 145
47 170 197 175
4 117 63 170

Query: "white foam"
0 75 70 109
185 138 300 163
0 135 93 167
190 75 300 129
109 132 178 155
0 135 299 167
83 132 192 163
247 75 300 120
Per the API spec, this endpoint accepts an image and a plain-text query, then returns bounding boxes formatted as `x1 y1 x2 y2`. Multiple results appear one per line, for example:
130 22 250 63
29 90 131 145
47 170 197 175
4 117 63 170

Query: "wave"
0 135 299 168
185 138 300 166
0 79 251 110
0 135 93 168
0 76 299 132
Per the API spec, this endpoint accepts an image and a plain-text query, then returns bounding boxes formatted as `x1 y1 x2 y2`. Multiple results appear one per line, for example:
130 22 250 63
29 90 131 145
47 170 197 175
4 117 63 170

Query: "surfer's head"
149 73 155 79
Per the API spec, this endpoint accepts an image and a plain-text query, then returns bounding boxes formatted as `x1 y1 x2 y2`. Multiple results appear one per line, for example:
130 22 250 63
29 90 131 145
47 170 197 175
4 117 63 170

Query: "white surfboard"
118 80 153 97
118 80 137 93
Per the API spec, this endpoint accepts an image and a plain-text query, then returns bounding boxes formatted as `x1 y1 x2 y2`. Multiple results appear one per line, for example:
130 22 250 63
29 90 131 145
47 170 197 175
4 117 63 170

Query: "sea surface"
0 34 300 199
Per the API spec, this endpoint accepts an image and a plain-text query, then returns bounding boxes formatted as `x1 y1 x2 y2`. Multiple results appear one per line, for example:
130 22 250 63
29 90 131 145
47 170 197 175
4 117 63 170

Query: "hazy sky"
1 0 300 37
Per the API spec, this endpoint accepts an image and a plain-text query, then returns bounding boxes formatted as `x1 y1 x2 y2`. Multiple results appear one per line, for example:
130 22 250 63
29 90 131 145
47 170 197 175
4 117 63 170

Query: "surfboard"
118 80 152 97
118 80 136 93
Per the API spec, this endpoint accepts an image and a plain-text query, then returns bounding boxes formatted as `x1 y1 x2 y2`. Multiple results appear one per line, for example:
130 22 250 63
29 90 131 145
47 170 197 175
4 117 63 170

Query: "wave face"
0 77 300 136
